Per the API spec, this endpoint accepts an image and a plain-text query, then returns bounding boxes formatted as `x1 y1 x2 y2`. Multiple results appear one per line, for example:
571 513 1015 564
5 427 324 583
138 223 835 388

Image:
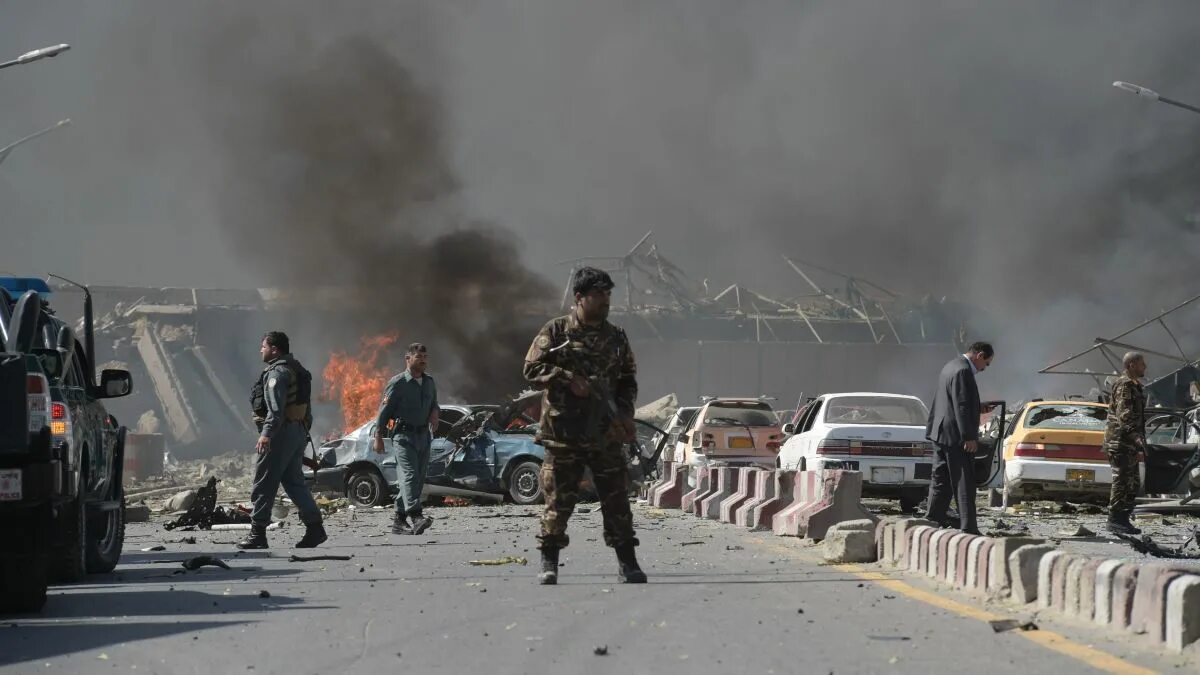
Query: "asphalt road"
0 502 1189 674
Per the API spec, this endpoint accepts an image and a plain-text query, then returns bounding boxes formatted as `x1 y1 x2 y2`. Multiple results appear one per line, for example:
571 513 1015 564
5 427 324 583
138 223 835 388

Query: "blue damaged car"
306 392 546 506
306 390 668 507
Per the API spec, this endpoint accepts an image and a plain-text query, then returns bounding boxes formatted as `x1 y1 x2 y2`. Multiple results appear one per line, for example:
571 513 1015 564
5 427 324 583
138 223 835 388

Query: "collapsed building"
47 234 968 460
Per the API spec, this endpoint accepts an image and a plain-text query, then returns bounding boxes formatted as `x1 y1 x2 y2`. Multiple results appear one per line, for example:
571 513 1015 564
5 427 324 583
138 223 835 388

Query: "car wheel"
507 461 543 505
899 491 924 514
987 488 1003 508
1002 484 1022 508
52 454 88 583
346 468 389 508
85 497 125 574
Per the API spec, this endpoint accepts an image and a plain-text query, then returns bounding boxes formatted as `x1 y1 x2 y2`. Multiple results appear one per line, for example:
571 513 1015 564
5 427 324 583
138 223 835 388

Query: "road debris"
593 645 608 656
988 619 1038 633
289 554 353 562
181 556 231 571
1055 525 1096 538
141 545 166 552
127 503 152 522
680 541 704 546
468 556 528 566
1114 532 1200 559
258 590 271 598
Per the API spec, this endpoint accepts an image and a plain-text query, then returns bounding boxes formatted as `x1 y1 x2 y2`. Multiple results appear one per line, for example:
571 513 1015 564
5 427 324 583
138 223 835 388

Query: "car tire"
899 491 924 514
346 468 389 508
52 456 88 583
1002 485 1022 508
987 488 1003 508
507 461 543 505
86 498 126 574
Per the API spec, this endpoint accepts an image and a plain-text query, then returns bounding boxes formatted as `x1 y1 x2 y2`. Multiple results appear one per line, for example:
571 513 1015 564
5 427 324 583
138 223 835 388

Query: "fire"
321 333 400 434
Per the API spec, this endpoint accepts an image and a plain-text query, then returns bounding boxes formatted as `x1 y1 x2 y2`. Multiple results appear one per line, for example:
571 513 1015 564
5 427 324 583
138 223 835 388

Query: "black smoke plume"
215 36 555 402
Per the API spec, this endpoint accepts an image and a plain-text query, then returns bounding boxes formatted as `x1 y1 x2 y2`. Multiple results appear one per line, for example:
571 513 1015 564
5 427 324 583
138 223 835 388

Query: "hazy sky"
3 1 1200 388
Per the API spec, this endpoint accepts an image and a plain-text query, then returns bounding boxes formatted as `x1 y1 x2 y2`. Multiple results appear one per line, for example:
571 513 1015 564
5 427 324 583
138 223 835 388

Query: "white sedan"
777 392 933 512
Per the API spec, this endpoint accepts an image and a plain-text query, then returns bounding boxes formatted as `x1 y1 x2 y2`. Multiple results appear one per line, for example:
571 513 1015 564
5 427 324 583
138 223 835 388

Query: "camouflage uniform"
1102 373 1145 515
523 309 638 551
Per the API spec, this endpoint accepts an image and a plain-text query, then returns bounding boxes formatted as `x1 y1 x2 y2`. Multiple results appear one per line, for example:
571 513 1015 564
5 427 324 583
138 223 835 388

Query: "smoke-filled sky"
3 1 1200 395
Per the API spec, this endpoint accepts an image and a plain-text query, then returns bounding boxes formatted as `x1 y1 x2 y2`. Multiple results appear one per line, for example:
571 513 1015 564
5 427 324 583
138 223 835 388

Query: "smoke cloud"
3 2 1200 400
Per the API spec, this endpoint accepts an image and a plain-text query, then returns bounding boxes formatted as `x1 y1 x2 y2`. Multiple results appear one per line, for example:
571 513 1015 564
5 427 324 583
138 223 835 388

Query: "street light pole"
0 119 71 167
0 43 70 70
1113 81 1200 117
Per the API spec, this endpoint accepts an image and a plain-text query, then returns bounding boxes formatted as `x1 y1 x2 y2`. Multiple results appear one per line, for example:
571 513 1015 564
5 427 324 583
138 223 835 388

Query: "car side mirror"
99 369 132 398
782 423 796 435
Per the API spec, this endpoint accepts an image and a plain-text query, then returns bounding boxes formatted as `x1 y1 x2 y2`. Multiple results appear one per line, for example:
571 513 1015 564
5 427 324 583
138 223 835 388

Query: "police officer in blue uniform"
238 331 327 550
373 343 440 535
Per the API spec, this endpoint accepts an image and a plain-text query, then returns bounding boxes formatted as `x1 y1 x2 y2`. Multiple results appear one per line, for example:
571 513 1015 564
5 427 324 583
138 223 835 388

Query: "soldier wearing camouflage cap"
523 266 645 585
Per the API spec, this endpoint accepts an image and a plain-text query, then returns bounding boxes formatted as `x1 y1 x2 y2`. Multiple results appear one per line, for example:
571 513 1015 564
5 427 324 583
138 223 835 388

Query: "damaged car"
307 390 668 507
306 395 544 507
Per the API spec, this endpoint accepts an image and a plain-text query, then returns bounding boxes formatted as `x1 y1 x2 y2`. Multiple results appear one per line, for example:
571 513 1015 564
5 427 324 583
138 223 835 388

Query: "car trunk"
702 427 779 458
1014 429 1106 462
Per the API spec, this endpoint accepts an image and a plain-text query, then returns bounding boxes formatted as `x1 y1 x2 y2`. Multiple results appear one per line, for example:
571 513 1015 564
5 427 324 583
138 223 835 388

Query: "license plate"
0 469 21 501
1066 468 1095 483
871 466 905 484
729 437 753 449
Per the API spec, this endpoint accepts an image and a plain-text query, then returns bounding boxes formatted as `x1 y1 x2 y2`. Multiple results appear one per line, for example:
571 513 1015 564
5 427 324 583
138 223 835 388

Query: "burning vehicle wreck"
306 390 667 507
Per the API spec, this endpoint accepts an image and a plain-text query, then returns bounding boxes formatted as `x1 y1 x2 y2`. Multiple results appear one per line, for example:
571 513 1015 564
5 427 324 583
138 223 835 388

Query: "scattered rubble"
126 503 152 523
1114 533 1200 559
289 554 353 562
989 619 1038 633
181 556 231 571
467 557 528 566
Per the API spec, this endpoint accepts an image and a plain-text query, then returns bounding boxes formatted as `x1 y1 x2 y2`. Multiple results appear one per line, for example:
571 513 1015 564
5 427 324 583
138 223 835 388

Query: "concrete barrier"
700 467 737 520
645 461 673 503
718 467 760 524
871 513 1200 653
681 466 712 514
772 470 875 540
650 464 688 509
742 470 795 531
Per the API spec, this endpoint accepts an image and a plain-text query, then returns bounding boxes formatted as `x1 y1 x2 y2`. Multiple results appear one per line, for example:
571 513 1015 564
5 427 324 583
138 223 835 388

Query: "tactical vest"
252 357 312 430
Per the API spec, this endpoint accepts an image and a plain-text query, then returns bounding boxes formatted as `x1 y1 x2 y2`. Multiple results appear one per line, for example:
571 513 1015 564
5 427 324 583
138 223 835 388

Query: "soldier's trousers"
250 421 322 527
1107 446 1141 515
394 429 432 517
537 443 638 550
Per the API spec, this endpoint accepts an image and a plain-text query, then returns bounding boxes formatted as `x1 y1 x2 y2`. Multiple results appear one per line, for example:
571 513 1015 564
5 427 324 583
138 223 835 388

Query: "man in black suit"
924 341 994 534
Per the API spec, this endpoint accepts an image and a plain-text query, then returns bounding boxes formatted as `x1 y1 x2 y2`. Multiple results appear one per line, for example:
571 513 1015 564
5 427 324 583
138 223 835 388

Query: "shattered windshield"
1024 404 1107 430
704 404 776 427
822 396 927 426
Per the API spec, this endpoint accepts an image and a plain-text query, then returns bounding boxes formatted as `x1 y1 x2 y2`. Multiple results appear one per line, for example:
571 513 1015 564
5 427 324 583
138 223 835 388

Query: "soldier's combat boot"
615 544 647 583
236 523 268 550
537 548 559 585
410 514 433 536
391 511 412 535
1106 512 1142 535
295 522 327 548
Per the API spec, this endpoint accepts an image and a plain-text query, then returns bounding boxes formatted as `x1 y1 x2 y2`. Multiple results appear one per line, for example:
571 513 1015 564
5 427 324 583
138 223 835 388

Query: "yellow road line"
756 543 1156 675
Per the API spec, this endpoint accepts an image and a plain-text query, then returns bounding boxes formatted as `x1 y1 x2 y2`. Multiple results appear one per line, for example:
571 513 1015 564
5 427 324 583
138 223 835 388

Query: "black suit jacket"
926 355 981 448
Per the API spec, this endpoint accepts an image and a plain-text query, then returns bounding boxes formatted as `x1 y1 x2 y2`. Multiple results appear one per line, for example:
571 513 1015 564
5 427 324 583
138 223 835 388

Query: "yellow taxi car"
998 400 1142 507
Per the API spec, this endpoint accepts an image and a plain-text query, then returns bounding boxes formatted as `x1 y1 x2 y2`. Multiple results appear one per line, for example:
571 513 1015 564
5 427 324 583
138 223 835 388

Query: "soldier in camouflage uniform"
1102 351 1147 535
523 267 646 585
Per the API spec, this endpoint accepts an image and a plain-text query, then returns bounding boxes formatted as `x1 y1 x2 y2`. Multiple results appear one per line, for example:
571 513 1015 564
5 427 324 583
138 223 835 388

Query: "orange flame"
321 333 400 434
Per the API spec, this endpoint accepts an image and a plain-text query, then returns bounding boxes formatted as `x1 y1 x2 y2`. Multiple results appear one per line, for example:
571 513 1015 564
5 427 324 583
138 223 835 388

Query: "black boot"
391 511 412 535
538 548 559 585
410 514 433 536
1106 512 1142 535
236 523 268 550
295 522 327 549
615 544 647 584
